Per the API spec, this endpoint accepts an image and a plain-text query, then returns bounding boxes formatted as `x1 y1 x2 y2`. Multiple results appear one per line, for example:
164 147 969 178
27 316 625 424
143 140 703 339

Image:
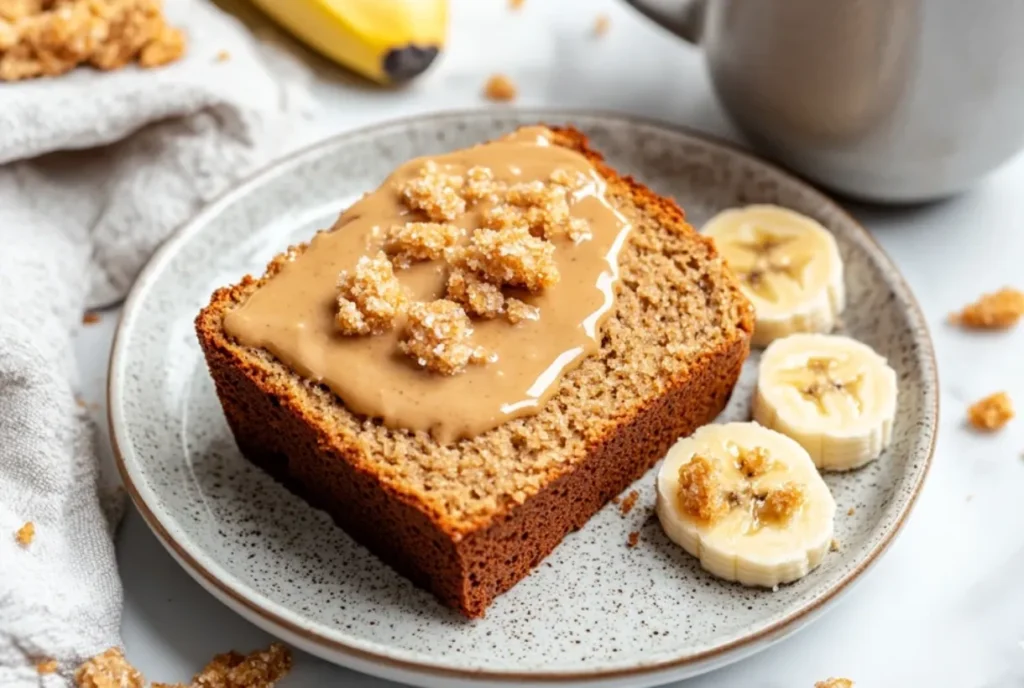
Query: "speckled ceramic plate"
109 111 937 688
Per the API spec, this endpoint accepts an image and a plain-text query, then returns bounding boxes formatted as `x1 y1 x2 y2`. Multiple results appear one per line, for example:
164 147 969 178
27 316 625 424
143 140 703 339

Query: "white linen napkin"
0 2 312 684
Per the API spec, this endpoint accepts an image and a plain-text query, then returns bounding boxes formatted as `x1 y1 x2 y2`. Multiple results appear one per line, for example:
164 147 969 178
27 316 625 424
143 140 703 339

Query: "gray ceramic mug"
625 0 1024 203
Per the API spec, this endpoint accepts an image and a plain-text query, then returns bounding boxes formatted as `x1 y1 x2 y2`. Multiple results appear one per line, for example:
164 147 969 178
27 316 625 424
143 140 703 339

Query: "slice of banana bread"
195 126 754 618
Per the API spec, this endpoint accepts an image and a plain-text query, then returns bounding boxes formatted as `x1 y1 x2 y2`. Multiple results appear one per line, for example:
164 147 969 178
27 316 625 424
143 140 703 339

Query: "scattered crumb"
619 490 639 516
400 160 466 221
76 396 88 409
15 521 34 547
756 483 806 524
167 642 291 688
74 647 144 688
77 643 291 688
593 13 610 36
967 391 1015 431
398 300 489 376
335 252 407 335
611 495 621 505
36 658 57 675
483 73 517 102
505 297 539 324
677 454 729 523
966 494 974 502
627 531 640 548
950 287 1024 329
82 311 101 325
508 0 525 9
385 221 463 268
0 0 187 82
215 49 229 62
448 225 559 293
847 506 856 516
815 679 854 688
830 538 841 552
446 267 506 319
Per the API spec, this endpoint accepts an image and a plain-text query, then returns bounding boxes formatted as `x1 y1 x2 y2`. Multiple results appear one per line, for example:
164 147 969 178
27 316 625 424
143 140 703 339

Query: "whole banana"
250 0 448 85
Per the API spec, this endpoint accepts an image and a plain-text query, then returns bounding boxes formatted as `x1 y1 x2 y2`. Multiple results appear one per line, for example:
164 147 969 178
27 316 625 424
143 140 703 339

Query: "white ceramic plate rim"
109 108 938 683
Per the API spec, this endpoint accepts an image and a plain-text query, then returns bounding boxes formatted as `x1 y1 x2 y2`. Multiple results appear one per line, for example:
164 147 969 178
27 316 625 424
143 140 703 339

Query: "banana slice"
703 204 844 347
656 422 836 588
753 333 898 471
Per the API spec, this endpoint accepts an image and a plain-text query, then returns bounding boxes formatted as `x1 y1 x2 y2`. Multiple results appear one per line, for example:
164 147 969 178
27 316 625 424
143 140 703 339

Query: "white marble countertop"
73 1 1024 686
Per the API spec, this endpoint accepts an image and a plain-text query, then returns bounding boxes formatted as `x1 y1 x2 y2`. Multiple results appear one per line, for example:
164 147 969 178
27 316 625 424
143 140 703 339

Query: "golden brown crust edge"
194 126 753 617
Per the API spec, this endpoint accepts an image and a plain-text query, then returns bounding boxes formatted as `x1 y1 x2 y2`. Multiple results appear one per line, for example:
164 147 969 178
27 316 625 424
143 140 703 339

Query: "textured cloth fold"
0 2 311 684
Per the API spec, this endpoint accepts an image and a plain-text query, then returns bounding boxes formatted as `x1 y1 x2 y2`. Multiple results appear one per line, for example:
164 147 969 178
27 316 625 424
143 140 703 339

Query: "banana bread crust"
195 127 754 617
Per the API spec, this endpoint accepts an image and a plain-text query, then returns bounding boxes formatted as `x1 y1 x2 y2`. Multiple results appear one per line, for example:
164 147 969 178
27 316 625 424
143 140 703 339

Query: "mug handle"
624 0 705 44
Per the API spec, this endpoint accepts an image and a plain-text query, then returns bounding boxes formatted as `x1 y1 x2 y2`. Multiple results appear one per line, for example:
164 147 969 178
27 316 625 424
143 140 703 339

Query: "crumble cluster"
734 444 772 478
0 0 185 82
815 679 854 688
756 482 806 524
74 648 144 688
334 162 587 373
384 221 463 268
486 172 591 243
398 300 490 376
448 226 559 293
677 448 805 526
400 160 467 222
335 252 407 336
967 391 1014 431
677 454 730 523
446 267 505 319
950 287 1024 330
74 643 291 688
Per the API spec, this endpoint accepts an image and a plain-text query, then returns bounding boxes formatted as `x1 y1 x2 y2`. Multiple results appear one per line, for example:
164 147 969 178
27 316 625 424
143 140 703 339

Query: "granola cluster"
335 252 407 336
949 286 1024 330
0 0 185 82
967 391 1014 431
398 300 490 376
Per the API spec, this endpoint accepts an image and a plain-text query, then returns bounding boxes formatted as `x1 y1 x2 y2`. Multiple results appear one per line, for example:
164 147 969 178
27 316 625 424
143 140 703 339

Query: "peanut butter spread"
224 128 631 443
